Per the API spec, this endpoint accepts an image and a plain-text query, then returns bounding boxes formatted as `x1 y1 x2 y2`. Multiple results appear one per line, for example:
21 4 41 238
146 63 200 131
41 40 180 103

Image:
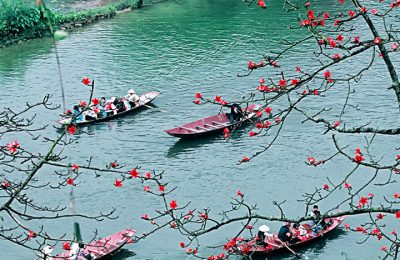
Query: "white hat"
259 225 270 232
42 245 54 255
128 89 136 94
111 97 116 102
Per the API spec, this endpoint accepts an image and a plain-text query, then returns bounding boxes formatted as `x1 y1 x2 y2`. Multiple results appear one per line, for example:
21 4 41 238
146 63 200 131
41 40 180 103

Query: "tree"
140 0 400 259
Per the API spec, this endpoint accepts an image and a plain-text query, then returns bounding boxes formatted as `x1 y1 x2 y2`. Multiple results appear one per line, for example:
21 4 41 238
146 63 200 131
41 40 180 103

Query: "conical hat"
259 224 270 232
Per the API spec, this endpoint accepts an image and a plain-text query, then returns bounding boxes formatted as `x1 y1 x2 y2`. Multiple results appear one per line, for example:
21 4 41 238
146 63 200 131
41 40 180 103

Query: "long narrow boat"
234 216 345 256
164 104 260 138
51 229 136 260
57 91 160 126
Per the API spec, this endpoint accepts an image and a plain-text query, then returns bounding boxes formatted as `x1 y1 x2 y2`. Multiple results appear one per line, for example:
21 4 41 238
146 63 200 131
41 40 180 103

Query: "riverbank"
0 0 144 48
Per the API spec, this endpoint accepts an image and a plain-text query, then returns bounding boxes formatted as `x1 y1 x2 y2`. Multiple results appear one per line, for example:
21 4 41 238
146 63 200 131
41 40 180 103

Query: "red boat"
51 229 136 260
234 216 345 256
164 104 260 138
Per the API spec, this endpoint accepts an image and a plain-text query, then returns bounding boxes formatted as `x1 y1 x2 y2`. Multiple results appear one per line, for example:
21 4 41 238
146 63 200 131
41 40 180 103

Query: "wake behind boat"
164 104 260 138
50 228 136 260
234 216 345 256
57 91 160 126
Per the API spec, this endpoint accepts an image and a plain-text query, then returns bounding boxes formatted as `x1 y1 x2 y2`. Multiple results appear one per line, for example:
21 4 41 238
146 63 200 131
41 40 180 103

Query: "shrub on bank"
0 0 143 47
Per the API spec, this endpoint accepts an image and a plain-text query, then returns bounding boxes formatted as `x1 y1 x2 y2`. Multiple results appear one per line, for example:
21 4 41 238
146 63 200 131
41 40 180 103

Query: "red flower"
354 154 364 163
195 92 202 99
141 214 149 220
27 230 36 240
392 230 397 235
223 128 230 139
359 196 368 206
67 125 77 135
71 164 79 171
114 179 122 187
353 36 360 43
257 0 266 8
324 70 331 78
79 100 87 107
130 169 139 178
110 162 118 168
143 186 150 192
377 213 384 219
371 8 377 15
339 0 344 3
396 211 400 219
374 37 381 44
275 118 281 123
368 193 374 198
170 200 178 209
170 222 177 228
323 184 329 190
158 185 165 192
237 190 244 197
332 121 341 128
323 12 330 19
332 54 340 60
241 156 250 162
92 98 99 106
249 131 258 137
334 19 341 26
313 89 319 95
145 172 151 179
199 212 208 220
381 246 387 251
394 192 400 199
219 100 228 106
1 180 10 188
263 121 271 128
246 224 252 229
255 110 262 118
344 224 350 230
291 79 300 86
214 96 222 102
279 79 287 88
180 242 186 248
336 35 344 42
307 9 315 20
349 10 356 17
329 40 337 48
296 66 301 72
81 77 91 85
63 242 71 250
259 78 265 84
66 178 74 185
193 99 201 105
344 182 352 189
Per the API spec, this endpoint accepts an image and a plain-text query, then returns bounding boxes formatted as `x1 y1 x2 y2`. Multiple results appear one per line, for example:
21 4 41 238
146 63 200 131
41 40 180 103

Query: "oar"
275 238 309 260
139 102 166 112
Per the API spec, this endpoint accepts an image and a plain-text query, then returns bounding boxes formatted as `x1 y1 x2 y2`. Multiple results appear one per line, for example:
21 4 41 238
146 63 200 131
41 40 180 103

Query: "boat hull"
51 229 136 260
58 91 160 126
164 104 260 139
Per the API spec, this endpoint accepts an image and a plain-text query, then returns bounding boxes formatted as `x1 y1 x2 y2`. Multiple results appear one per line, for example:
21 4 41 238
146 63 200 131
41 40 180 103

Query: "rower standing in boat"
72 105 83 122
126 89 140 108
225 103 244 124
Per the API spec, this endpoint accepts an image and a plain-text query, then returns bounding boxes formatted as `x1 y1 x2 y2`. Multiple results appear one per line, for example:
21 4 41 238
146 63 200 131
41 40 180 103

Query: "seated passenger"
72 105 83 122
114 98 126 113
256 225 273 246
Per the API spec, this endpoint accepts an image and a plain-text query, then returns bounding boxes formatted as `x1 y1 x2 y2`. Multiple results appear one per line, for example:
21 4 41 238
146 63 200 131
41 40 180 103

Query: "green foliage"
0 0 142 47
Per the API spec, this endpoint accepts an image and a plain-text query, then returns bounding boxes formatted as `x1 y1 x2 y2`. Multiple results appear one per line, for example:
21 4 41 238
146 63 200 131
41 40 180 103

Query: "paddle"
275 238 309 260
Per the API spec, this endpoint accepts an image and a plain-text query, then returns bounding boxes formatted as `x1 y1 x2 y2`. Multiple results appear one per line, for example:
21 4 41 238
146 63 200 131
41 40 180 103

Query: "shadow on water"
244 228 347 260
109 249 136 259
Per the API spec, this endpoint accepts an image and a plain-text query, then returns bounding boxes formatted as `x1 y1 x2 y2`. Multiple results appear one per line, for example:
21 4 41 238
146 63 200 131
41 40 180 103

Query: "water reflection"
108 248 136 259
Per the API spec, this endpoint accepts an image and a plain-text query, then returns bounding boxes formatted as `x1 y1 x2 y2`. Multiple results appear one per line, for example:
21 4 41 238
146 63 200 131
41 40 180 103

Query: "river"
0 0 399 259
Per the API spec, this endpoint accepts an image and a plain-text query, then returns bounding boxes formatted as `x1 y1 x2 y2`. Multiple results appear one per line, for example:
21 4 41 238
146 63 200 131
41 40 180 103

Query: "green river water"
0 0 399 259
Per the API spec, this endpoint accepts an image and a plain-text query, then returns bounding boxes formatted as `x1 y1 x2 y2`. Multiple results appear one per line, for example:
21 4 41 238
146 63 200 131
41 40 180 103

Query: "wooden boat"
164 104 260 138
51 229 136 260
234 216 345 256
57 91 160 126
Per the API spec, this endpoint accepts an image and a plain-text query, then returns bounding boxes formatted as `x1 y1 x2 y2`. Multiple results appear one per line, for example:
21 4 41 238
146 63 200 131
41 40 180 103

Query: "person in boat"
113 97 126 113
289 223 305 243
97 97 107 118
277 222 293 245
83 109 97 121
256 225 273 246
106 98 118 116
72 105 83 122
225 103 244 124
122 97 131 111
126 89 140 107
99 97 107 107
308 205 326 235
